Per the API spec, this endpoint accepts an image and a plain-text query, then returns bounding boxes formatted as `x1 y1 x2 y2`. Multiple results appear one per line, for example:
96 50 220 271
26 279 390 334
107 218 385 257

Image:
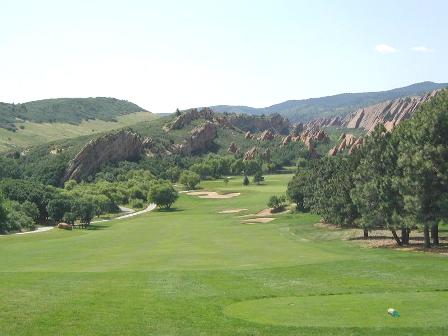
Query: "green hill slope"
0 97 147 131
212 81 448 122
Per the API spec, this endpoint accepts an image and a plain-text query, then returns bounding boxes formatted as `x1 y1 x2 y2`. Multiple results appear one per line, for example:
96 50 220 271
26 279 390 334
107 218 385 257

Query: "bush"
148 183 179 209
179 171 200 190
243 175 249 186
130 198 144 209
267 195 287 212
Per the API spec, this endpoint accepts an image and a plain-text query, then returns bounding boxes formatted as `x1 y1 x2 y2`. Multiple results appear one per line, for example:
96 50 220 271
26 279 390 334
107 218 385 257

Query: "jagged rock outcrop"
300 127 329 146
227 142 238 154
226 113 290 134
245 131 253 139
329 133 364 156
166 108 214 131
257 130 275 141
305 116 343 129
282 135 291 146
173 122 217 155
63 130 143 182
243 147 258 161
328 146 338 156
343 90 439 132
290 123 304 136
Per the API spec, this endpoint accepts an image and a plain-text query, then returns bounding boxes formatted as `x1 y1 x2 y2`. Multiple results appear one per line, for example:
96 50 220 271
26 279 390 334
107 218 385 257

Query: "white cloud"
375 44 398 54
411 46 435 53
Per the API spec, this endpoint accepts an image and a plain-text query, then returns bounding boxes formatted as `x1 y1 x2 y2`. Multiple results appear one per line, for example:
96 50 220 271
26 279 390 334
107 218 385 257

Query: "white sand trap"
239 208 288 218
242 217 276 224
187 191 241 199
219 209 248 214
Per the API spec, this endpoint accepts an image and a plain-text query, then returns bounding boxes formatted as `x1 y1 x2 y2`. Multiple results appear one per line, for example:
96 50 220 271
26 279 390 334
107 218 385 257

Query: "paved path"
6 204 157 236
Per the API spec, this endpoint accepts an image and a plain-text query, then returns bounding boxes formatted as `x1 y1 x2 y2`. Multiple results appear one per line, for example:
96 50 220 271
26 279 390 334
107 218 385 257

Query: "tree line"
287 90 448 248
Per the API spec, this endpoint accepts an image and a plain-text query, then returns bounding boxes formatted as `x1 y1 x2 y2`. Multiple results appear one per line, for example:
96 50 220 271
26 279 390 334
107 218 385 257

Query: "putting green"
224 291 448 328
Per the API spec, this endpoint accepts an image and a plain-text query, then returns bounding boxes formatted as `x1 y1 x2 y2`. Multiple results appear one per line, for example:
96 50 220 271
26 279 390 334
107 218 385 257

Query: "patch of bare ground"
349 229 448 255
186 191 241 199
218 209 248 214
239 208 289 218
242 217 276 224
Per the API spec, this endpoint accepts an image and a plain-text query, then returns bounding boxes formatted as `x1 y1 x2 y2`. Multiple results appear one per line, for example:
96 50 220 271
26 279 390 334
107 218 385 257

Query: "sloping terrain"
0 97 147 131
212 81 448 122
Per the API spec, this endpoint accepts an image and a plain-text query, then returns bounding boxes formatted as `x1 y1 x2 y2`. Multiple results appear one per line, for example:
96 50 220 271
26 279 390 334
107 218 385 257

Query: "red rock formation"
282 135 291 146
305 116 343 129
243 147 258 161
174 122 217 155
227 142 238 154
290 123 304 136
343 90 439 132
257 130 275 141
328 146 338 156
348 138 364 155
63 130 143 182
166 108 214 131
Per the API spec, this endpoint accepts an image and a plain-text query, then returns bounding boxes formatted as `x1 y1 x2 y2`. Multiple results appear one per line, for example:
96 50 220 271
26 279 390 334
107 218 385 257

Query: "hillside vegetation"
0 97 147 131
212 81 448 122
0 111 156 152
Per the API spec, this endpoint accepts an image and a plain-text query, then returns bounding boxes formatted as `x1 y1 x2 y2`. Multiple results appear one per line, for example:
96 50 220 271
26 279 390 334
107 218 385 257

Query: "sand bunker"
187 191 241 199
219 209 248 214
240 208 288 218
242 217 276 224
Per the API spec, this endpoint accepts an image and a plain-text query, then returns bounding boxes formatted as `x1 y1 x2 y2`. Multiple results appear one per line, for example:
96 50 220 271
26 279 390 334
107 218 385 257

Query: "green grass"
0 111 156 152
0 174 447 335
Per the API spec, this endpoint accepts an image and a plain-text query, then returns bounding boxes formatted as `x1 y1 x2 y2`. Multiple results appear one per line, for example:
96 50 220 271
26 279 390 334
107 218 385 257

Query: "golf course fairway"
1 174 447 335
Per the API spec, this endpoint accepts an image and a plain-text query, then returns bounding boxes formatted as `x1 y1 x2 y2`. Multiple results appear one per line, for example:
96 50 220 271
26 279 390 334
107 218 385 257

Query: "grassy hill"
212 81 448 122
0 111 157 152
1 175 447 335
0 97 148 131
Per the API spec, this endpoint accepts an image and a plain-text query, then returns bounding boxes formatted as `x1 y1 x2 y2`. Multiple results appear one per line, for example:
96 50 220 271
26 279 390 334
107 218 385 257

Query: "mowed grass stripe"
1 174 447 335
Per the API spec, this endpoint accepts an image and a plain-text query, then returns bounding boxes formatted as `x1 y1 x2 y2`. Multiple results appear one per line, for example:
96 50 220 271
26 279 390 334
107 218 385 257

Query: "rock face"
166 108 214 131
329 133 364 156
290 123 304 136
343 90 439 132
257 130 275 141
245 131 253 139
227 142 238 154
282 135 291 146
305 116 343 129
173 122 217 155
226 113 290 134
63 130 143 182
243 147 258 161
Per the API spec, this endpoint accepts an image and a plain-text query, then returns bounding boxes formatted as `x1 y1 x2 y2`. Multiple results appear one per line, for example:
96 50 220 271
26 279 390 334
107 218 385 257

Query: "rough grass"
0 112 156 152
0 174 447 335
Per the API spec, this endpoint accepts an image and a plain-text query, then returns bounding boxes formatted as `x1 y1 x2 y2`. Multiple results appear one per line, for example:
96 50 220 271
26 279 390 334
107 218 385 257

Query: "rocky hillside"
211 81 448 122
342 90 440 133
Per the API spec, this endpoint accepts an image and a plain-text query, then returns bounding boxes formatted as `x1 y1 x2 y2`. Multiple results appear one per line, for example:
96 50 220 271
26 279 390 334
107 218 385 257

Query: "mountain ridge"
211 81 448 122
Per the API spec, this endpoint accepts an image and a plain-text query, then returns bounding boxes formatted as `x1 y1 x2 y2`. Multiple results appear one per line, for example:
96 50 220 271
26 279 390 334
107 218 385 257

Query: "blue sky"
1 0 446 112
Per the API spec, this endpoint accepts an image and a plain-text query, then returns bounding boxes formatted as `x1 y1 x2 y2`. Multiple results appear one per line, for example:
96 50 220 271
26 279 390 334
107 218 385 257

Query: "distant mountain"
211 81 448 122
0 97 147 131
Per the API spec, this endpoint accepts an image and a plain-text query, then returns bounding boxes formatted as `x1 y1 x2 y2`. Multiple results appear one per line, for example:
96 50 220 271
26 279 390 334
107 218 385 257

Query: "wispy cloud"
375 44 398 54
411 46 435 53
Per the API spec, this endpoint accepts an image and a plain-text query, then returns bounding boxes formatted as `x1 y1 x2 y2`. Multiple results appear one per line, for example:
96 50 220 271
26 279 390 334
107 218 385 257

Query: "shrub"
148 183 179 209
267 195 287 212
179 171 200 190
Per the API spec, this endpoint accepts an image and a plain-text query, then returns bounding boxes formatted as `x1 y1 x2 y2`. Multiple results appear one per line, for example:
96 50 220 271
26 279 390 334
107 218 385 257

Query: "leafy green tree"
0 195 9 233
72 198 95 227
253 171 264 185
287 169 312 211
179 171 200 190
395 90 448 247
351 125 405 244
148 183 179 209
47 198 71 222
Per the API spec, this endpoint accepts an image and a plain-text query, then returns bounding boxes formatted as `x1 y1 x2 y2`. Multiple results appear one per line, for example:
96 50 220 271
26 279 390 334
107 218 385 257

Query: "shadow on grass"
154 207 184 213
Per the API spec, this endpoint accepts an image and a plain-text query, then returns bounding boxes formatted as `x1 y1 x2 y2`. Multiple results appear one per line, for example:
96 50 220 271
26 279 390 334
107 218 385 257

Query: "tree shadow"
155 207 184 213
